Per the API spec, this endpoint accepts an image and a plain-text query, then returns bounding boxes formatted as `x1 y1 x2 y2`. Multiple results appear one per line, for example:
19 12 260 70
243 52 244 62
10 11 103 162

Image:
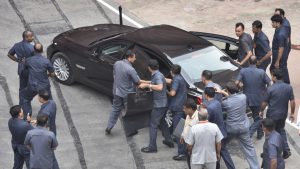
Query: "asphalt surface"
0 0 300 169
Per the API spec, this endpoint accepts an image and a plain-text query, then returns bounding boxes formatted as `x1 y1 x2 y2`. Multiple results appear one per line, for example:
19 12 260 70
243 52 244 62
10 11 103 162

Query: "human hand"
138 83 148 89
180 136 185 144
259 111 264 118
26 113 31 122
275 61 280 69
289 114 295 123
257 60 262 66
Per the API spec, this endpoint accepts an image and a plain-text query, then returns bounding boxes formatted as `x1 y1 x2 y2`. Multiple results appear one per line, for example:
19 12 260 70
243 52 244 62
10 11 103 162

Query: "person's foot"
105 128 111 135
127 131 138 137
163 140 174 148
141 147 157 153
283 151 291 159
173 154 186 161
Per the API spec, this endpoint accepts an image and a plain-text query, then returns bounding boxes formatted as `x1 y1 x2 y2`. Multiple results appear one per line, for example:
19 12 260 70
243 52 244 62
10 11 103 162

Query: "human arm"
215 88 229 97
289 100 295 123
215 141 222 161
275 47 284 69
51 133 58 150
259 101 268 118
165 78 172 85
258 51 272 66
239 40 253 65
139 83 163 91
7 45 19 62
268 143 278 169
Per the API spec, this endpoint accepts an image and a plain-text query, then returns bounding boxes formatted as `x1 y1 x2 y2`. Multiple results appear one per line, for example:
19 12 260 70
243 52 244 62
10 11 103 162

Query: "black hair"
235 22 245 30
201 70 212 80
34 43 43 53
275 8 285 17
271 15 283 24
125 50 135 59
171 64 181 75
38 89 50 101
10 105 22 118
204 87 215 98
252 20 263 29
148 59 159 70
262 118 275 130
271 69 283 80
249 56 257 65
225 81 239 94
22 30 32 39
184 98 197 111
36 114 48 127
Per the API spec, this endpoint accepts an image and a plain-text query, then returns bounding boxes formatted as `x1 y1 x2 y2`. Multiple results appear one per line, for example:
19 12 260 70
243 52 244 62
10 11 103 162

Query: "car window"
207 39 226 50
100 44 127 61
229 43 238 51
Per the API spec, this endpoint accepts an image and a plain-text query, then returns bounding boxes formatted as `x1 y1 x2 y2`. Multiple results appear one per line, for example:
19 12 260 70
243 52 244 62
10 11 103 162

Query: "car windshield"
171 46 238 83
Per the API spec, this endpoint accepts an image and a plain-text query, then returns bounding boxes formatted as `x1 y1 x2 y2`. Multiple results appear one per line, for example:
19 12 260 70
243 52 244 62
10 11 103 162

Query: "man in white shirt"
185 108 223 169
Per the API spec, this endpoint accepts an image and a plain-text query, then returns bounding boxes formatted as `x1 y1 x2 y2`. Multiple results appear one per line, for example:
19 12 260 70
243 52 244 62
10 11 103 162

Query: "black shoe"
105 128 111 135
173 154 187 161
283 151 291 159
127 131 138 137
163 140 174 148
141 147 157 153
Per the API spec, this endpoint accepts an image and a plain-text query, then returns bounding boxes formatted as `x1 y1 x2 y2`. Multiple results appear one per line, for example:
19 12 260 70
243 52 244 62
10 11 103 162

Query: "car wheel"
51 52 75 85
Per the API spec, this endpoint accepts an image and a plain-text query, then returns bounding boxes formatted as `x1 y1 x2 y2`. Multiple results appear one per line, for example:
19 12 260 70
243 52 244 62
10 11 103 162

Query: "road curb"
286 122 300 155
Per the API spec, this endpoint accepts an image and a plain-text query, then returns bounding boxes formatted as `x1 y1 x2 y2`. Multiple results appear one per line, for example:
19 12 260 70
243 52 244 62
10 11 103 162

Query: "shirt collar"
275 80 284 84
123 59 132 66
249 64 256 68
151 70 159 76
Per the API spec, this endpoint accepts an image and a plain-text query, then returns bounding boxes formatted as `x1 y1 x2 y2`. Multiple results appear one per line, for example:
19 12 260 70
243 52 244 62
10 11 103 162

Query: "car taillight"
197 96 202 105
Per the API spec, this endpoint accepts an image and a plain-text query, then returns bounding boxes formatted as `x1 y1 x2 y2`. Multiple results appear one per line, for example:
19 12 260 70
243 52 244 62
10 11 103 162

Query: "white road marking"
97 0 144 28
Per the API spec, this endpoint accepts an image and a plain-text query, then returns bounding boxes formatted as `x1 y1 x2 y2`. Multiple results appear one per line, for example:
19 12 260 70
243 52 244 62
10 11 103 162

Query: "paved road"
0 0 300 169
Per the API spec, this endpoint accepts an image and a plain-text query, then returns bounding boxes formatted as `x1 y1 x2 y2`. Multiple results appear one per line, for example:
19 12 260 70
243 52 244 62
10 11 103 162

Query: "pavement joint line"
50 0 73 29
27 19 65 25
0 74 14 107
97 0 144 28
90 0 113 24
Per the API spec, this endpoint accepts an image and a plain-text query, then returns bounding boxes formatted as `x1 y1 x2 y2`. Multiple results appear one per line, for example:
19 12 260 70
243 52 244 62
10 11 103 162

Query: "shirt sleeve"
241 40 251 53
277 34 286 48
154 74 164 85
215 126 224 142
268 143 278 159
171 77 179 91
51 133 58 149
129 68 140 84
185 127 195 146
8 44 16 56
260 37 271 53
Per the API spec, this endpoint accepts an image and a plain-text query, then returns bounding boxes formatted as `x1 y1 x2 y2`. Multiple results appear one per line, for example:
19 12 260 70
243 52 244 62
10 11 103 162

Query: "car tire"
51 52 75 85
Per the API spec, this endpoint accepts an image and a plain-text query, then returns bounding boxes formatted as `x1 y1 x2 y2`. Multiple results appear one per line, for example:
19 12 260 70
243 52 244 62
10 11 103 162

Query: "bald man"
22 43 55 119
8 31 34 106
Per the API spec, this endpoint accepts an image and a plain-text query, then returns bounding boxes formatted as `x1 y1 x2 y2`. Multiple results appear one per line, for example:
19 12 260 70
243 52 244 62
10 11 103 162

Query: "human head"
9 105 23 119
201 70 212 84
204 87 215 100
125 50 136 63
148 59 159 72
271 69 283 82
252 20 262 34
22 30 34 43
171 64 181 77
183 98 197 117
198 108 208 121
235 22 245 37
225 81 239 95
262 118 275 133
274 8 285 17
271 15 283 28
249 55 257 65
36 114 48 127
34 43 43 54
38 89 51 103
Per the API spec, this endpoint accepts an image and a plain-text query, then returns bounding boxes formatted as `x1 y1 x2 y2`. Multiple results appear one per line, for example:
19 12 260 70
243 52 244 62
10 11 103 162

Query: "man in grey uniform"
201 70 222 107
140 59 174 153
235 22 253 67
25 114 58 169
236 56 271 139
218 82 259 169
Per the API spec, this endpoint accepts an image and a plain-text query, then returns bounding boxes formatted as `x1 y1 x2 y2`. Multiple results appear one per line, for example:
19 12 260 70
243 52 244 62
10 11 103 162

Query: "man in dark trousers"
236 56 271 139
270 14 290 84
139 59 174 153
252 20 272 71
8 105 33 169
201 70 222 106
8 31 34 106
235 22 253 67
260 69 295 159
25 114 58 169
22 43 55 119
166 64 187 161
106 50 146 135
261 118 285 169
204 87 235 169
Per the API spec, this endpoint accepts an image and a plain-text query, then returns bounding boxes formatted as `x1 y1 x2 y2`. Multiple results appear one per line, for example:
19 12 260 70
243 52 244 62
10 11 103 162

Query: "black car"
47 24 240 135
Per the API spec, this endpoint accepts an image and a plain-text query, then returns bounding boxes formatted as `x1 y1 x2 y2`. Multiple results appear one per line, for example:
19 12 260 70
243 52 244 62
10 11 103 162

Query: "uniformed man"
204 87 235 169
275 8 291 53
270 15 290 84
261 118 285 169
105 50 146 135
8 105 33 169
24 114 58 169
201 70 222 106
236 56 271 139
22 43 55 119
7 31 34 105
260 69 295 159
218 82 260 169
252 20 272 71
235 22 253 67
139 59 174 153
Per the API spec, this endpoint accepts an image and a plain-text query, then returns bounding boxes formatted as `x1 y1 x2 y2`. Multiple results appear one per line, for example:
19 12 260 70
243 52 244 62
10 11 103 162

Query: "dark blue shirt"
238 33 253 64
151 70 168 108
202 82 222 107
25 54 54 91
272 26 289 63
283 18 291 52
38 100 57 135
8 40 34 75
262 131 284 169
8 118 33 145
264 80 294 120
236 65 271 106
207 99 227 138
113 59 140 98
168 75 187 112
254 31 271 69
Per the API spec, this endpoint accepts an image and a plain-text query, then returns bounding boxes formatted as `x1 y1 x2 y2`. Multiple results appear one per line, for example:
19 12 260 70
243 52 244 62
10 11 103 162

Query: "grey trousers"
107 95 127 129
